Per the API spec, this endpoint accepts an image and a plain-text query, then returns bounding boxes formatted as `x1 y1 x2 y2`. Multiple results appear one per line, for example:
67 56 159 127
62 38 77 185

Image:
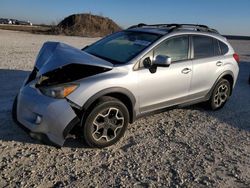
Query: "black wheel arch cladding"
82 87 136 124
206 70 234 100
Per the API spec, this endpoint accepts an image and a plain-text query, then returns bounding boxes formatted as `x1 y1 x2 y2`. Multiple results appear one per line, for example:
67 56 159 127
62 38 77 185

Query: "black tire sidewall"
83 98 129 148
210 79 231 110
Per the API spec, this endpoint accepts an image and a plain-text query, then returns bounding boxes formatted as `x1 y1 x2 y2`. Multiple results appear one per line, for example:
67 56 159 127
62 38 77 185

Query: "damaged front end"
15 42 113 146
27 41 113 86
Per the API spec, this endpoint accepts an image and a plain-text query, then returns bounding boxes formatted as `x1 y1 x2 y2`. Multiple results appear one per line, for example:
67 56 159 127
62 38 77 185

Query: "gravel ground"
0 29 249 188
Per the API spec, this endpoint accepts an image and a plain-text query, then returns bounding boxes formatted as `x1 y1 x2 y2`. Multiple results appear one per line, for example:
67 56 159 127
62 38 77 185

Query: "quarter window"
154 36 189 62
193 36 214 59
219 41 229 55
214 39 221 56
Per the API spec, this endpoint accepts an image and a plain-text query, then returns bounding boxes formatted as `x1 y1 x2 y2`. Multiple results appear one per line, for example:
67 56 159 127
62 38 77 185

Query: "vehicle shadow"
0 62 249 148
0 69 36 144
0 69 89 148
184 61 250 131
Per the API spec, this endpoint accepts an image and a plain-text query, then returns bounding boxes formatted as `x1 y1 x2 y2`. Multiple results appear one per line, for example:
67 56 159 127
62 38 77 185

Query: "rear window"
219 41 229 55
193 36 214 59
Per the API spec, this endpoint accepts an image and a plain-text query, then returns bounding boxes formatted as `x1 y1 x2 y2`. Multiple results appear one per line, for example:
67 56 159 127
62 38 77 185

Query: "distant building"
0 18 33 26
0 18 9 24
10 19 17 24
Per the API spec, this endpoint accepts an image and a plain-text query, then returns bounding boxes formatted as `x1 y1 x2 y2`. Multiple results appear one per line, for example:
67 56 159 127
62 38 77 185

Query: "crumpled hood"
35 41 113 75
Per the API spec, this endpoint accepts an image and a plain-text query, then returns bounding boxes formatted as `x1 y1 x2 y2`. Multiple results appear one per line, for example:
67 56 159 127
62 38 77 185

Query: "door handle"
182 68 192 74
216 61 223 66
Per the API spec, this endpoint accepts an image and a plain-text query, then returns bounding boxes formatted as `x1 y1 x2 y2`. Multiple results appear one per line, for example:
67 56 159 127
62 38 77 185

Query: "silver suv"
13 24 239 148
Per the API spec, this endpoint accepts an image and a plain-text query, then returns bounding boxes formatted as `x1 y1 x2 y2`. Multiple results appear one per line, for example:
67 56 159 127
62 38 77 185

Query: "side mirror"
143 57 152 68
154 55 171 67
142 57 157 73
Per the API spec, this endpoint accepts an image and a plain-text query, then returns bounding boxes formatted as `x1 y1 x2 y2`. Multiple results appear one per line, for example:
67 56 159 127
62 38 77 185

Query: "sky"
1 0 250 36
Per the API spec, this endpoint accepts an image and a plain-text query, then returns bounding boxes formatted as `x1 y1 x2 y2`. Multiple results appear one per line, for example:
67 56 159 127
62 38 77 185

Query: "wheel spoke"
93 121 104 129
97 112 107 118
220 93 227 102
224 86 228 93
102 128 108 139
92 130 102 141
218 98 222 106
214 98 218 105
110 123 123 135
93 114 105 129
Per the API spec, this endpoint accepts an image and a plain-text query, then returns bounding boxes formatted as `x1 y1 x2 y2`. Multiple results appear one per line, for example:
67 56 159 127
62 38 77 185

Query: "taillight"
233 53 240 63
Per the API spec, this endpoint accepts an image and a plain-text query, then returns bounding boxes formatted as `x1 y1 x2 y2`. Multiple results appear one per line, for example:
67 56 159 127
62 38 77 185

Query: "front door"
137 35 192 113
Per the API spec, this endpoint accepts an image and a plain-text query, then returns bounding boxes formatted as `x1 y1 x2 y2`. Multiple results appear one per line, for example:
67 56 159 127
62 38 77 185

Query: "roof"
126 23 221 36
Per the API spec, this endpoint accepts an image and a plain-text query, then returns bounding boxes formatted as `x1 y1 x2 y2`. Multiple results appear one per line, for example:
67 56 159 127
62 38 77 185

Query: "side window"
214 39 221 56
193 35 214 59
154 36 189 62
219 41 229 55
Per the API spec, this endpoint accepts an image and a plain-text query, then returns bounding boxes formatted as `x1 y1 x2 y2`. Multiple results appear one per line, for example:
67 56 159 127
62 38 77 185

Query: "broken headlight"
39 84 78 99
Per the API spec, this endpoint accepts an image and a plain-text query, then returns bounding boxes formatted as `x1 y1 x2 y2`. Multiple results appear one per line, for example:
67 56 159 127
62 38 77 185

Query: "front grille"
25 67 38 85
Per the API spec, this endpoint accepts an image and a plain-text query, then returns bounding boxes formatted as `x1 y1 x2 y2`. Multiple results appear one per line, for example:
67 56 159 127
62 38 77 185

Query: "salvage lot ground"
0 29 249 187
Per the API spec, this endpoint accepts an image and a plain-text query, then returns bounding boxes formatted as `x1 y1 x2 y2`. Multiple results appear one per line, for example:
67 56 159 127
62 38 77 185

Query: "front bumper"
16 84 80 146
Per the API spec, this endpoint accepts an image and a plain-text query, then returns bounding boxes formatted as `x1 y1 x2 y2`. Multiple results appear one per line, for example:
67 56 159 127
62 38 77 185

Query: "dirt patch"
54 13 122 37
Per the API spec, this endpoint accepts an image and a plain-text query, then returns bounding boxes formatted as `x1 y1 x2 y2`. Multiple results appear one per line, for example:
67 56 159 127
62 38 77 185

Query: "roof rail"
169 24 219 34
128 23 178 29
127 23 219 34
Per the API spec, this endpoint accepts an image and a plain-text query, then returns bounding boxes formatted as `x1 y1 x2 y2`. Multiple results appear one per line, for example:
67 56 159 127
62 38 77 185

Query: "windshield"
84 31 161 64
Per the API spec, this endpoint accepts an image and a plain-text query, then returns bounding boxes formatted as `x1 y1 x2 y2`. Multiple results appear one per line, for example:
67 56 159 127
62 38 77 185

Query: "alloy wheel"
91 107 124 142
214 83 229 108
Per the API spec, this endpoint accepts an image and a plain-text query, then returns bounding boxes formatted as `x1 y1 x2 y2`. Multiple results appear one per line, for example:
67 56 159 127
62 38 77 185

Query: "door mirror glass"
154 55 171 67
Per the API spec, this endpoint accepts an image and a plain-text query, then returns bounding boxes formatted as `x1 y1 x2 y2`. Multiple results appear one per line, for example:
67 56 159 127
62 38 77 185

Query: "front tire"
208 79 231 110
82 96 129 148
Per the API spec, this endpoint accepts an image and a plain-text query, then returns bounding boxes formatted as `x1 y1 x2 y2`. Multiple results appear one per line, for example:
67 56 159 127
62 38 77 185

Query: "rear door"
189 35 225 98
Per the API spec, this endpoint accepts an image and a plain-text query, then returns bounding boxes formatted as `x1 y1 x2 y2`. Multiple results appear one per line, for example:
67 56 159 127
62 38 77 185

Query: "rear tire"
82 96 129 148
207 79 231 110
